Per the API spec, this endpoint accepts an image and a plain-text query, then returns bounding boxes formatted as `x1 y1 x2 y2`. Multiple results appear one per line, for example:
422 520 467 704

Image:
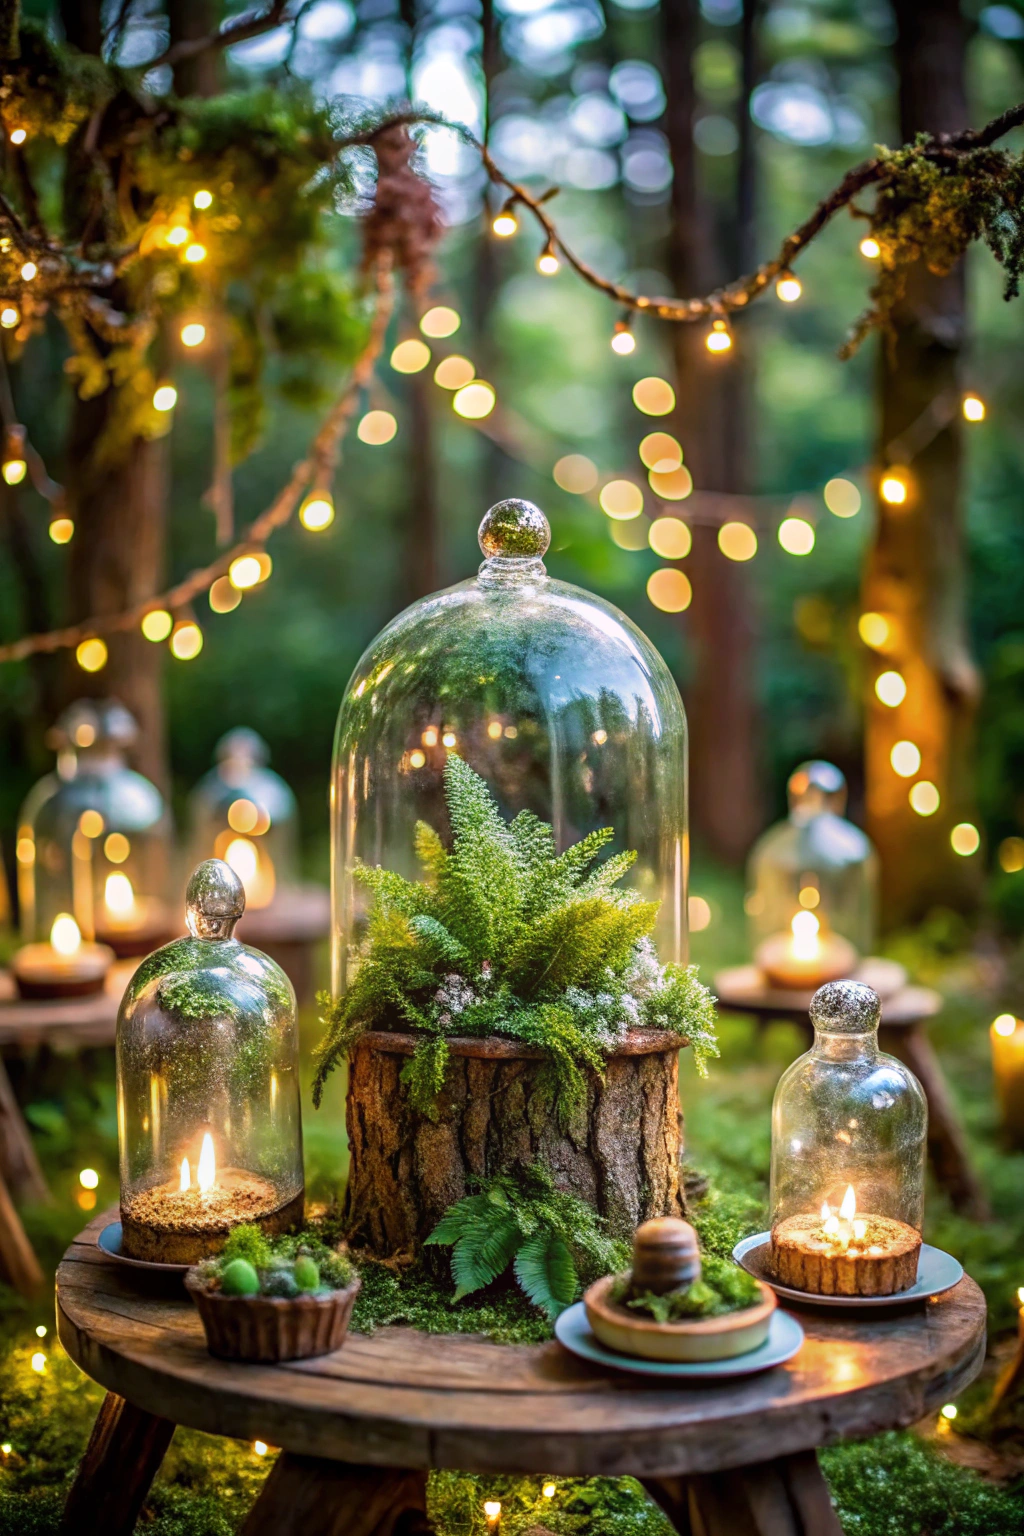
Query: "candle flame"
840 1185 857 1221
197 1132 216 1193
104 871 135 917
180 1157 190 1193
790 909 820 959
823 1215 839 1236
50 912 81 956
820 1200 830 1221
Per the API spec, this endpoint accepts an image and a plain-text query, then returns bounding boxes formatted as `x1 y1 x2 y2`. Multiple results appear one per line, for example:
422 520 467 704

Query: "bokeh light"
890 740 921 777
453 382 496 419
909 781 940 816
599 479 644 519
553 454 598 493
875 670 907 707
647 568 692 611
434 355 475 390
648 464 693 500
420 306 460 338
632 377 675 416
358 410 398 444
823 477 861 517
639 432 682 471
718 522 757 561
778 517 815 555
648 517 691 559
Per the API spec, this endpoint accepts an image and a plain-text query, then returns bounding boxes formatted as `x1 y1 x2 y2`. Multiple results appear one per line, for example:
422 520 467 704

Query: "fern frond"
513 1230 579 1319
356 862 433 916
577 848 637 899
503 896 658 996
414 821 447 882
408 914 471 969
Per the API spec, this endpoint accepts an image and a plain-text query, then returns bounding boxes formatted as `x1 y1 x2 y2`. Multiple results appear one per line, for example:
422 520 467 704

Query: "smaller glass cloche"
116 859 304 1264
16 698 173 958
186 728 298 911
768 981 927 1297
746 761 878 990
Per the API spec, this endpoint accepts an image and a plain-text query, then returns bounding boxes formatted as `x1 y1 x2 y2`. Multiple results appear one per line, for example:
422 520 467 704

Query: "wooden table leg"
644 1450 842 1536
59 1391 175 1536
241 1455 431 1536
879 1021 990 1220
0 1052 50 1204
0 1163 44 1296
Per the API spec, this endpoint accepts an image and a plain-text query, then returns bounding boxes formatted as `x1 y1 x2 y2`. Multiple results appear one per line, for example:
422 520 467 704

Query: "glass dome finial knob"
478 499 551 559
810 978 880 1034
185 858 245 940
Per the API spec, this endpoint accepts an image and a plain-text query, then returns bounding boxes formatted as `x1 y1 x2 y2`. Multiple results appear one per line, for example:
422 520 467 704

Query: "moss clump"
196 1223 354 1299
351 1258 554 1345
820 1431 1024 1536
610 1253 762 1323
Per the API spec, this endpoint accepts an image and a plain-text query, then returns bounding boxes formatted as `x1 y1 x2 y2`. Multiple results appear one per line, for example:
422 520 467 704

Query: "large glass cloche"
17 699 174 958
330 498 689 996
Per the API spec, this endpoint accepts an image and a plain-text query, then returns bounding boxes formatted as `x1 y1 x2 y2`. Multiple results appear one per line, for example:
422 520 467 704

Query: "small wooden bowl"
583 1274 776 1363
185 1272 361 1362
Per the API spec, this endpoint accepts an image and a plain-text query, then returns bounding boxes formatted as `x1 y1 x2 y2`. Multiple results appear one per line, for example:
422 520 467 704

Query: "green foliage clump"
611 1253 762 1323
314 757 717 1117
199 1224 353 1298
820 1431 1024 1536
425 1162 628 1320
427 1473 675 1536
351 1256 554 1345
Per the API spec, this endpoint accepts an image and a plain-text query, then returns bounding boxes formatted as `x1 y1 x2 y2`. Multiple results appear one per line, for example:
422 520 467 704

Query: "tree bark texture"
344 1030 687 1260
661 0 763 868
862 0 981 926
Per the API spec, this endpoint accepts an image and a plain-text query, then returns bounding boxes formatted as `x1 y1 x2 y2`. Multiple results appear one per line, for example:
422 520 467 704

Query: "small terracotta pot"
185 1272 361 1362
583 1273 776 1362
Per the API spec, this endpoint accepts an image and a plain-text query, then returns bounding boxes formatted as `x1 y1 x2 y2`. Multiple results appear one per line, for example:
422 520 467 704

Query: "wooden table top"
0 963 131 1048
56 1212 986 1479
714 961 942 1029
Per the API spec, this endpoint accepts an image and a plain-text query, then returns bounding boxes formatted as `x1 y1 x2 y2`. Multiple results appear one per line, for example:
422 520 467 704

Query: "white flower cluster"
433 972 478 1027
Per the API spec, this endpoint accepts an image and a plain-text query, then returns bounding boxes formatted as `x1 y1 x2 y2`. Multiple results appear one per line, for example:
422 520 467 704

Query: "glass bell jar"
187 727 299 911
17 698 174 959
330 498 688 994
769 980 927 1297
117 859 304 1264
746 760 878 991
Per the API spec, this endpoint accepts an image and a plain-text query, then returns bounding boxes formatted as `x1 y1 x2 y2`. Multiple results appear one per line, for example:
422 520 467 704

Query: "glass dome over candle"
747 760 878 990
329 499 688 995
117 859 304 1264
17 698 174 959
187 728 298 911
769 981 927 1296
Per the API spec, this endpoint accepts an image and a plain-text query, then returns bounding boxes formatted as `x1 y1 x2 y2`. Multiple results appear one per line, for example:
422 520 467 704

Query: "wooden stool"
714 961 989 1220
56 1211 986 1536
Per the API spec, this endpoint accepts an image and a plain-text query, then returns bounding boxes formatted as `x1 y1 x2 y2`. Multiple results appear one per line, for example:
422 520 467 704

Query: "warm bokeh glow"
632 376 675 416
999 836 1024 873
104 832 130 863
639 432 682 471
49 517 74 544
706 320 732 352
880 473 908 505
492 212 517 237
648 464 693 500
78 810 104 838
2 456 25 484
610 517 649 550
993 1014 1017 1037
141 608 173 642
824 477 861 517
19 261 36 281
104 872 135 917
228 797 259 834
599 479 644 519
648 516 691 560
962 394 985 422
209 576 241 613
358 409 398 444
909 780 940 816
890 740 921 778
229 554 262 589
611 328 636 355
453 381 496 419
875 670 906 707
858 611 891 649
0 304 19 329
647 568 692 612
776 274 802 302
166 225 189 246
859 236 881 259
79 1168 99 1189
718 521 757 561
9 128 26 145
553 454 598 493
391 339 431 373
951 822 980 856
778 517 815 555
170 620 203 660
537 251 560 275
153 385 178 412
181 322 206 347
76 637 108 672
300 494 335 530
420 306 460 338
193 189 213 209
50 914 81 956
434 355 475 390
688 895 711 930
184 242 207 264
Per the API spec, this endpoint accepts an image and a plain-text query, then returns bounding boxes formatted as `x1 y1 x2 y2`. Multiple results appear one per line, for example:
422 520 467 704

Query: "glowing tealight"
875 670 906 707
909 780 940 816
553 454 598 494
170 620 203 660
420 306 460 338
391 339 431 373
79 1168 99 1190
51 914 81 956
778 517 815 555
358 409 398 444
300 493 335 531
951 822 980 856
76 637 108 672
141 608 173 642
890 740 920 778
718 521 757 561
452 382 496 419
647 568 692 613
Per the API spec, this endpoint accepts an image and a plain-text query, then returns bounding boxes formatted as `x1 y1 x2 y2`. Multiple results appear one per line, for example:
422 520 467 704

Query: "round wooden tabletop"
56 1212 986 1479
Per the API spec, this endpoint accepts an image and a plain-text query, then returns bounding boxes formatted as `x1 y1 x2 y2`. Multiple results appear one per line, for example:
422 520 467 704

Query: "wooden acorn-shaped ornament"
631 1217 701 1295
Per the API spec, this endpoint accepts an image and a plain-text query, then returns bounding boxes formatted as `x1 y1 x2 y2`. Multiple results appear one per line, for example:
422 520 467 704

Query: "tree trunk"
343 1030 687 1260
862 0 980 926
167 0 223 99
661 0 763 867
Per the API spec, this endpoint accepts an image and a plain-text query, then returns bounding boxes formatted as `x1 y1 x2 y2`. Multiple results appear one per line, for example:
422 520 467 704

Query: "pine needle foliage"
425 1163 629 1320
313 757 718 1114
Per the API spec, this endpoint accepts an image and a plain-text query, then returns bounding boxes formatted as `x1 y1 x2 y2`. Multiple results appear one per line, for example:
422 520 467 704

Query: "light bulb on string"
962 394 985 422
153 384 177 412
170 617 203 660
193 189 213 210
300 490 335 531
0 303 19 329
611 316 635 355
776 271 802 303
705 318 732 353
860 236 881 259
8 128 26 146
492 200 518 238
19 261 36 281
181 321 206 348
537 241 559 276
2 423 26 484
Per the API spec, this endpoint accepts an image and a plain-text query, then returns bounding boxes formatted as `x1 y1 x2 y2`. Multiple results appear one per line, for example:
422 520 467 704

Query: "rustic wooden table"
55 1211 986 1536
713 961 988 1220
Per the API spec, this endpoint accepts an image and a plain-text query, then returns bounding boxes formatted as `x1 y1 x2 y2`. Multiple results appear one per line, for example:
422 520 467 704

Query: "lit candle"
224 836 276 910
484 1501 501 1536
991 1014 1024 1149
770 1183 921 1296
94 871 172 958
755 911 858 990
11 913 113 1000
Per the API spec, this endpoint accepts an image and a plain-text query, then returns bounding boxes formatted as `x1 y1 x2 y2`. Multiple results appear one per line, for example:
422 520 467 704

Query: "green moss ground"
1 882 1023 1533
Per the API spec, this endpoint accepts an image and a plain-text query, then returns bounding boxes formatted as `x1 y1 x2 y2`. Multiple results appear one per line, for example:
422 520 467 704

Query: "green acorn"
294 1255 320 1292
220 1258 259 1296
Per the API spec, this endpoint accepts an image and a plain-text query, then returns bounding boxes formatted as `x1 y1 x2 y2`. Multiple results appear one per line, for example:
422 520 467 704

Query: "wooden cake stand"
56 1210 986 1536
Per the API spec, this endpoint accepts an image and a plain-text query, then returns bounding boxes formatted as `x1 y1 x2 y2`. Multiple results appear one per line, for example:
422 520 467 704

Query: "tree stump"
343 1029 688 1260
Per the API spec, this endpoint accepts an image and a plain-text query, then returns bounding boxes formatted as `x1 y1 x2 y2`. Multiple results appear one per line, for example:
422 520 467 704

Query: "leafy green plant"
314 756 717 1117
195 1224 354 1299
424 1163 628 1320
609 1254 762 1323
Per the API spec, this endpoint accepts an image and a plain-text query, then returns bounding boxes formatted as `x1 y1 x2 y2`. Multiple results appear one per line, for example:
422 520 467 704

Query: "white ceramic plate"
732 1233 963 1309
554 1301 804 1378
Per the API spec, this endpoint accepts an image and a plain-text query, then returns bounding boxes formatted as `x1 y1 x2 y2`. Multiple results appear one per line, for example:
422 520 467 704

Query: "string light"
76 637 107 672
632 377 675 416
141 609 173 642
940 1403 957 1421
705 318 732 353
542 1483 556 1500
648 516 691 559
890 740 921 777
718 521 757 561
648 464 693 500
537 243 560 276
209 576 241 613
492 207 518 238
9 128 26 145
253 1441 268 1456
951 822 980 855
778 517 815 555
909 780 940 816
170 620 203 660
599 479 643 520
166 225 190 247
2 454 25 484
299 492 335 531
858 611 891 649
229 554 263 590
875 670 906 706
0 303 19 328
859 236 881 259
35 1325 47 1337
357 409 397 444
420 306 460 338
611 318 635 355
390 339 431 373
30 1352 45 1374
962 394 985 422
153 384 177 412
79 1168 99 1189
776 271 802 302
193 189 213 209
184 242 207 263
452 381 496 419
434 355 475 390
181 322 206 347
647 568 692 612
19 261 36 281
823 477 861 517
553 454 598 493
880 471 908 505
999 837 1024 873
639 432 682 471
49 517 74 544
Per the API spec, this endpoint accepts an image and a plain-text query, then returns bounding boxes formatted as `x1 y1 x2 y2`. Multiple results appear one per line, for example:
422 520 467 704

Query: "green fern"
312 756 717 1110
